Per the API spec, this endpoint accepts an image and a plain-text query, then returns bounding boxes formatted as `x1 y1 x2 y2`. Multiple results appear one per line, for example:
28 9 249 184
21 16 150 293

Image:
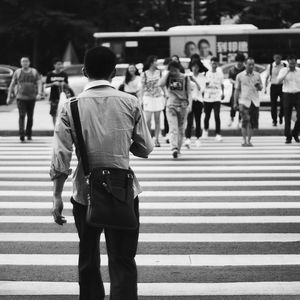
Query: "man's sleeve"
130 102 154 158
50 103 73 180
45 72 51 84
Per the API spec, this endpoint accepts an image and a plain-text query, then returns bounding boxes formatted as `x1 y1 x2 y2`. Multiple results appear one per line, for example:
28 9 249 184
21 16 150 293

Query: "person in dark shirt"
45 58 69 125
228 53 246 127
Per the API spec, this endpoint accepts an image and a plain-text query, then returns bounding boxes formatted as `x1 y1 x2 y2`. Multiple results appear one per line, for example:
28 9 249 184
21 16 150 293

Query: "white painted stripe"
0 172 299 179
1 281 300 296
2 201 300 210
0 190 299 197
0 232 299 242
2 160 300 166
1 215 300 224
0 180 299 187
1 166 300 171
1 254 300 266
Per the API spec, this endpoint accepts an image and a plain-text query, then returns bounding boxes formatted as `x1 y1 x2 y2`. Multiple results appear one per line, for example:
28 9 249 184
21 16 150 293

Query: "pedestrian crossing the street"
0 136 300 299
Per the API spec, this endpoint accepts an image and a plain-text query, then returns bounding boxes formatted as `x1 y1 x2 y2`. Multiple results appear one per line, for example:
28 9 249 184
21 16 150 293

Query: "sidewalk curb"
0 129 285 137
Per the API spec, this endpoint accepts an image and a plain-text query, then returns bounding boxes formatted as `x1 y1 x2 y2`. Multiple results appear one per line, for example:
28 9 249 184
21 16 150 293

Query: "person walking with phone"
158 61 192 158
6 56 42 142
50 46 153 300
264 54 286 126
234 57 263 146
277 54 300 143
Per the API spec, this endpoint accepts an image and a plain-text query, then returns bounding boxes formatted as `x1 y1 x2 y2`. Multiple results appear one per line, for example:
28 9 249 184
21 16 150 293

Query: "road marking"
1 215 300 224
0 190 299 197
1 254 300 266
2 166 300 171
1 281 300 296
0 180 299 187
1 201 300 210
0 172 299 179
2 160 300 166
0 232 299 242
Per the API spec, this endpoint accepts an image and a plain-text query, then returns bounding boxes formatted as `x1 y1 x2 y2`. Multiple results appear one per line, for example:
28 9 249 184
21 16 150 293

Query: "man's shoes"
195 138 202 147
293 133 300 143
202 130 208 139
285 138 292 144
20 136 25 142
272 122 277 127
279 118 283 125
184 138 191 149
215 134 223 142
27 136 32 141
172 149 178 159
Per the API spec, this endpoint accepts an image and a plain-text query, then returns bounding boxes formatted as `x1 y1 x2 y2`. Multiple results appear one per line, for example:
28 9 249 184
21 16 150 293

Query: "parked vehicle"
0 65 17 105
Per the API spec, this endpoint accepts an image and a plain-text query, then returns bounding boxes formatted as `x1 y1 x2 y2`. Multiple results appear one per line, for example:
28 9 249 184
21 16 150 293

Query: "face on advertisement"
184 41 197 58
198 39 211 59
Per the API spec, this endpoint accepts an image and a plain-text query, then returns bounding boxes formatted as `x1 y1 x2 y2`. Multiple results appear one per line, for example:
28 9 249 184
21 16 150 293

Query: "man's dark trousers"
283 92 300 139
17 99 36 138
270 84 284 124
72 197 140 300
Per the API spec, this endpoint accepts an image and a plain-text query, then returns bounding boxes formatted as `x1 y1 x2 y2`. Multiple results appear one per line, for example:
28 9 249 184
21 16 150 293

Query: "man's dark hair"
235 53 246 62
21 56 30 61
198 39 210 49
287 54 297 61
163 57 172 66
168 60 181 70
84 46 116 79
52 57 62 65
246 57 255 63
210 56 218 63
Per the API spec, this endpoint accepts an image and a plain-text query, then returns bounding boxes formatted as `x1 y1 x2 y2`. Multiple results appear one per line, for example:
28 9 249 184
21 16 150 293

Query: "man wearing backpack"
264 54 286 126
6 56 42 142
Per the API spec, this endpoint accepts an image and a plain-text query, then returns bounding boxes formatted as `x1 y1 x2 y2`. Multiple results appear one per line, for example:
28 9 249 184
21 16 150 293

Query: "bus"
93 24 300 64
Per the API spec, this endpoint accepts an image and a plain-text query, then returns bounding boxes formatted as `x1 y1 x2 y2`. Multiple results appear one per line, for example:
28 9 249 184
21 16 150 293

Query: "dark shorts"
239 103 259 129
49 100 59 117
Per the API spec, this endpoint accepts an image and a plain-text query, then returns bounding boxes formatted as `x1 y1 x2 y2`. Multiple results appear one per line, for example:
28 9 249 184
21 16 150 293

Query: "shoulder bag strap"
70 99 90 176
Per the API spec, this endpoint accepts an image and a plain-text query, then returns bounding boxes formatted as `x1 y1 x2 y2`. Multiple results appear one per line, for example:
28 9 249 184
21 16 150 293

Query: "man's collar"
84 80 113 91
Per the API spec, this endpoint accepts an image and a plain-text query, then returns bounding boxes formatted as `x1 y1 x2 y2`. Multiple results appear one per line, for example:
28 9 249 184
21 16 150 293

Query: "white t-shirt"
124 76 141 94
203 70 224 102
190 73 206 102
277 67 300 93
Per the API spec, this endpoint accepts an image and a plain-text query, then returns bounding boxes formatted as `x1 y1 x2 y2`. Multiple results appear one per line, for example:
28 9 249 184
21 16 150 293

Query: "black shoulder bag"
70 99 138 230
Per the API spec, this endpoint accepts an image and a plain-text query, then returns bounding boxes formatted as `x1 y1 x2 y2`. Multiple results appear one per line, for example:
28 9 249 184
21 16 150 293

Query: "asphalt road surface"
0 135 300 300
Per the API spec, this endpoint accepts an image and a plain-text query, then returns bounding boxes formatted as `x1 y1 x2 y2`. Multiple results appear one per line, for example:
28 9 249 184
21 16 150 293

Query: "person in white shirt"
202 57 225 142
123 64 141 98
277 54 300 143
234 58 263 147
184 59 208 148
264 54 286 126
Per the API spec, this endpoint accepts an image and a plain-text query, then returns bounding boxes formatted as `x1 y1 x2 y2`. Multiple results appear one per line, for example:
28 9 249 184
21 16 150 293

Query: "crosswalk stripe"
0 232 299 242
1 281 300 296
0 180 299 187
0 172 299 179
0 190 299 197
2 166 300 171
1 201 300 209
2 254 300 266
1 215 300 224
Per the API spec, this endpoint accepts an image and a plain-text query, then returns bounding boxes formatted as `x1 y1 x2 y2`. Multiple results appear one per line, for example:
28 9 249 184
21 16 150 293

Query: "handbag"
70 99 138 230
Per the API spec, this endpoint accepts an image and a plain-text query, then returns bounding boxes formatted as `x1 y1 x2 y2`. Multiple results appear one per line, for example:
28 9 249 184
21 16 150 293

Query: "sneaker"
195 138 202 147
165 134 170 144
155 140 161 147
285 138 292 144
27 136 32 141
247 142 253 147
272 122 277 127
184 138 191 149
215 134 223 142
279 118 283 125
202 130 208 139
293 133 300 143
172 149 178 159
20 136 25 142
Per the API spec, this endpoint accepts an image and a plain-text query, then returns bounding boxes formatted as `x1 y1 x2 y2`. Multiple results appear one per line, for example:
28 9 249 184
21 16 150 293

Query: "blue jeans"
166 105 188 151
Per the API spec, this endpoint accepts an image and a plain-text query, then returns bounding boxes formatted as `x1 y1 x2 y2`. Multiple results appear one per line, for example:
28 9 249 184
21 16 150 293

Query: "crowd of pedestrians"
5 51 300 153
